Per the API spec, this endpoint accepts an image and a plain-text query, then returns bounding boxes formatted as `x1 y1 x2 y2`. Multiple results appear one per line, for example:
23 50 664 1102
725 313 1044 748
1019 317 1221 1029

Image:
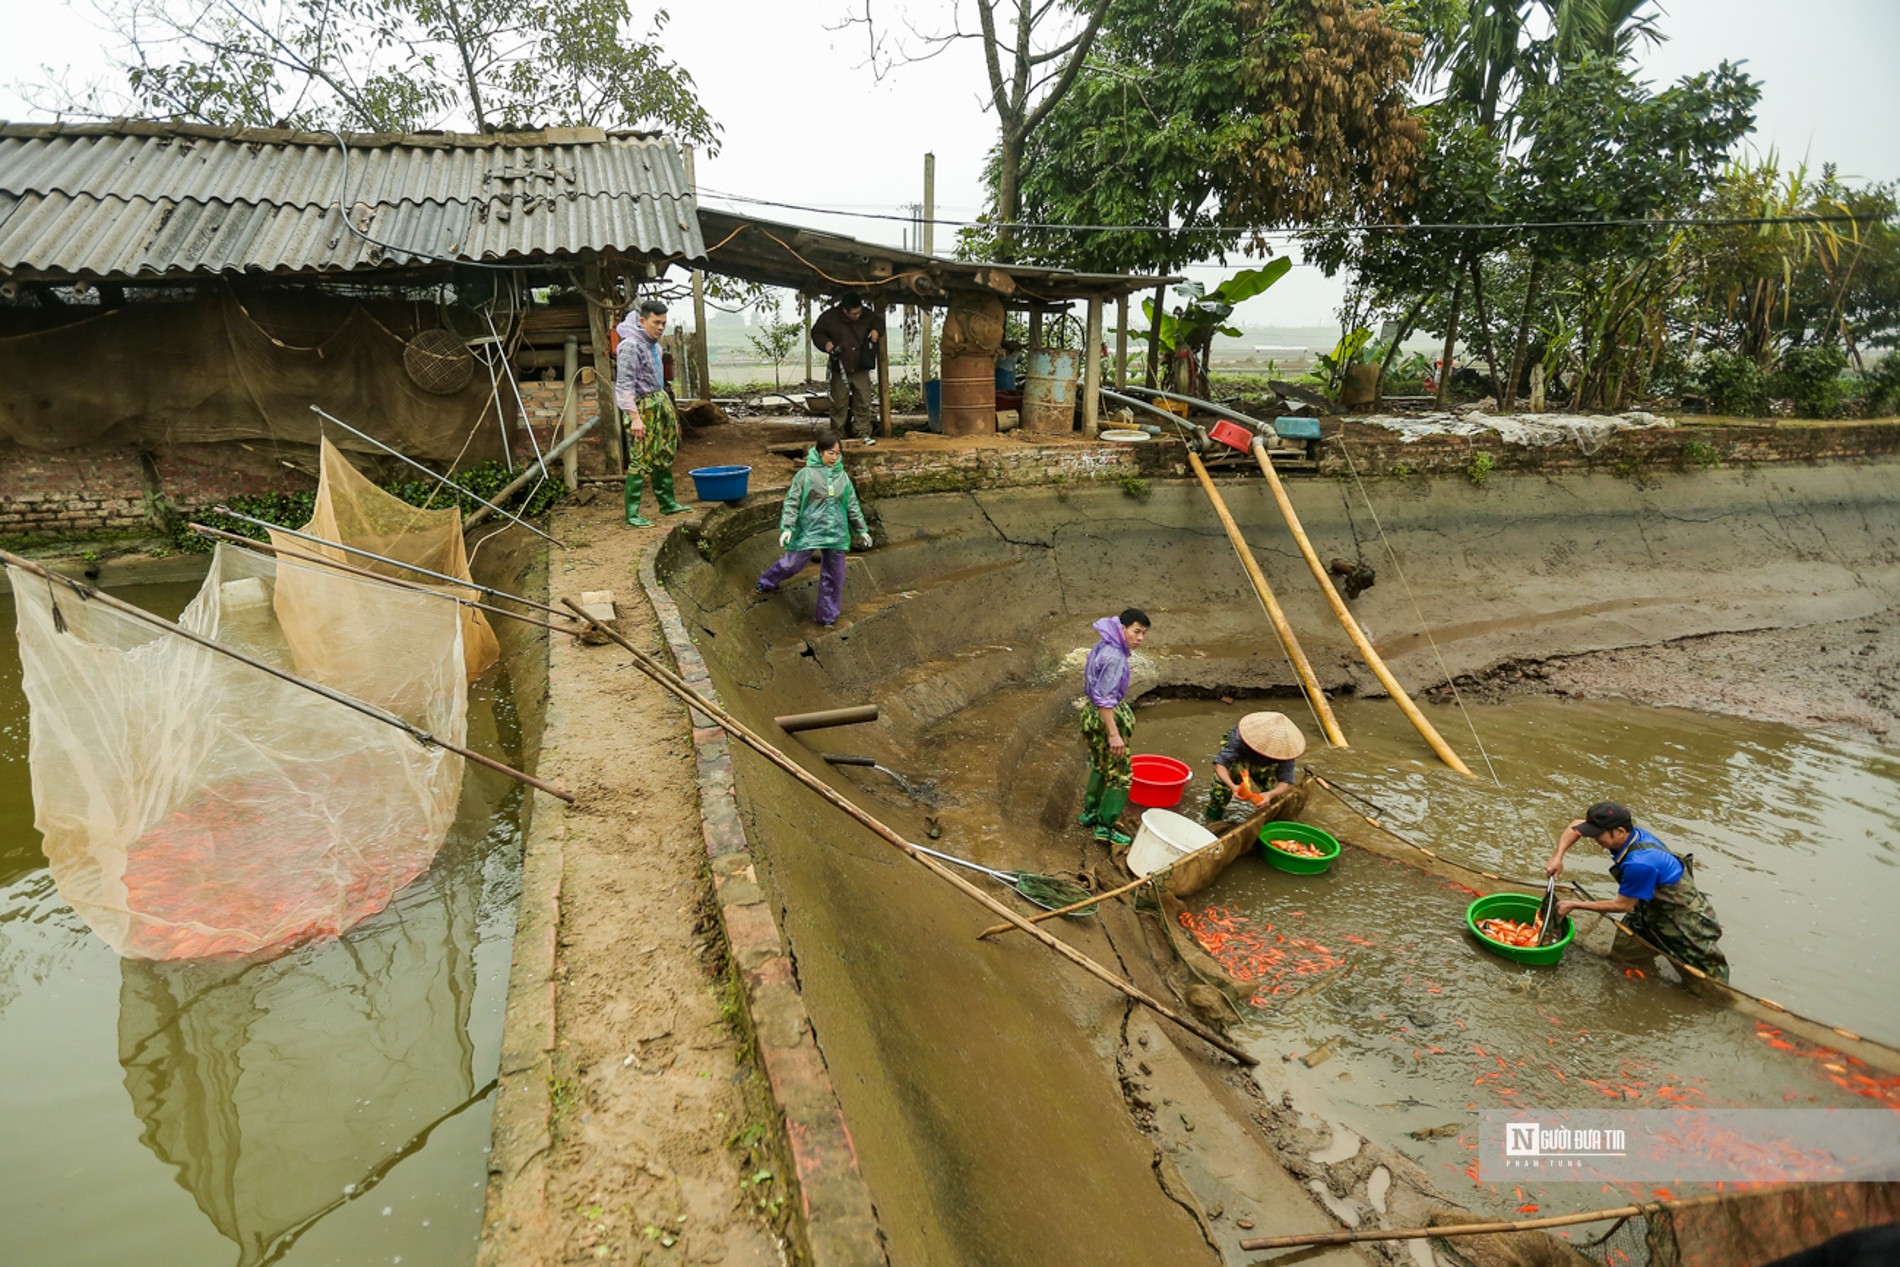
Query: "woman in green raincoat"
754 429 871 627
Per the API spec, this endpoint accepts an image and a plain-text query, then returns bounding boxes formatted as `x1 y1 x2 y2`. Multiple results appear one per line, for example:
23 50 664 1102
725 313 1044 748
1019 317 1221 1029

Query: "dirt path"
488 494 784 1267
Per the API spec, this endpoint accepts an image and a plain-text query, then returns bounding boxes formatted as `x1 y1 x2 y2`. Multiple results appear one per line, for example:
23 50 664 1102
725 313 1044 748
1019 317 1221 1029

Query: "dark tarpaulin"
0 289 504 465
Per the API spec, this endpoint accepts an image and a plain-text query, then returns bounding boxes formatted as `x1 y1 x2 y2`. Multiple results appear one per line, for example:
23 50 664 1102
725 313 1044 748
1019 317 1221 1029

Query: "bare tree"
842 0 1109 253
23 0 717 143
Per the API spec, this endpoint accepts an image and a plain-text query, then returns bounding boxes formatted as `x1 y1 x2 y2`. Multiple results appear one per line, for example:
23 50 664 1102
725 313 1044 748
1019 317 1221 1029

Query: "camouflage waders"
1077 699 1136 844
1625 854 1729 983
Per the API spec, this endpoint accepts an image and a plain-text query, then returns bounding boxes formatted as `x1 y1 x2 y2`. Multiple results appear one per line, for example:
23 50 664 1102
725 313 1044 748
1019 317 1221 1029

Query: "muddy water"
0 582 528 1267
1133 696 1899 1215
1134 695 1900 1043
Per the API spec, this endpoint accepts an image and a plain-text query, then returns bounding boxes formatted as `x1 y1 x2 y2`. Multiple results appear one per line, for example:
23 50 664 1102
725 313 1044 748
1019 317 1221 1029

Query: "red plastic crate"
1208 418 1256 452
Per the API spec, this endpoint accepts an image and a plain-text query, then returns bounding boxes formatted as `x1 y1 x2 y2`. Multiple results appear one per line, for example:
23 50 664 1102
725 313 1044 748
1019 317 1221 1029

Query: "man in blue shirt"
1546 801 1729 982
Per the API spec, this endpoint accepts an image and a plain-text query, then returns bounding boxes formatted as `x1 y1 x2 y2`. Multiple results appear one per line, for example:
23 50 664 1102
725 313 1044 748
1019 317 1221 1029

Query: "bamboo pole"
1238 1191 1734 1251
559 596 1259 1068
187 525 584 638
1245 440 1473 776
0 550 573 804
1184 450 1347 748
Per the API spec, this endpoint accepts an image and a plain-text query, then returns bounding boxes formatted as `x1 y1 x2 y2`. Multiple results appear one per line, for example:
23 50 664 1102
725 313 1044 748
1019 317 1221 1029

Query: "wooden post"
876 302 892 437
560 335 580 491
684 147 712 402
582 254 624 476
802 295 814 387
1246 440 1472 776
1081 296 1103 438
1029 309 1043 356
1185 449 1347 748
1114 294 1129 390
1144 283 1165 388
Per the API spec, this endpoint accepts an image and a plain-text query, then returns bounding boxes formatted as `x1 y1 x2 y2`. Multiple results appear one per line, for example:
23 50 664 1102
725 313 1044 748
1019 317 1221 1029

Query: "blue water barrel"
924 379 943 432
995 364 1018 391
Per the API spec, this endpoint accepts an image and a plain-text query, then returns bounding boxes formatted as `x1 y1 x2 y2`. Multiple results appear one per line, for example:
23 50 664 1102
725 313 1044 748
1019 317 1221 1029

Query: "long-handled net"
909 842 1098 915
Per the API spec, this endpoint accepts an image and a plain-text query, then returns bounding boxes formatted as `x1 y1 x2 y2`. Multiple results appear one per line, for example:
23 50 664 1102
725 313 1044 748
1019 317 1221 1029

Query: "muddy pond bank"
652 457 1897 1264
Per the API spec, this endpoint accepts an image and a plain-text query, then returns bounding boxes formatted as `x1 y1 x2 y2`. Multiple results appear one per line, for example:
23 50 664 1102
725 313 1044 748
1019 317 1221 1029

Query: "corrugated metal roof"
0 122 703 278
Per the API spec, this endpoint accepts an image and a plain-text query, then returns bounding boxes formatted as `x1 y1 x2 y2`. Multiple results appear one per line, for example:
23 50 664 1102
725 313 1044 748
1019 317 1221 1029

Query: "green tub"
1465 892 1575 966
1259 821 1341 875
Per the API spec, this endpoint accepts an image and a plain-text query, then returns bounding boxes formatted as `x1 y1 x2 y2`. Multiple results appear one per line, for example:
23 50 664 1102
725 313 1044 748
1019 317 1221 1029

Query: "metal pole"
188 525 583 637
211 506 575 620
307 406 561 547
464 416 599 529
0 550 573 803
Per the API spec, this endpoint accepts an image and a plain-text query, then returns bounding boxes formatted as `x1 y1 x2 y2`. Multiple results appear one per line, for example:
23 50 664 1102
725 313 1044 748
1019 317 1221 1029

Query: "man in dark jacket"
810 293 880 442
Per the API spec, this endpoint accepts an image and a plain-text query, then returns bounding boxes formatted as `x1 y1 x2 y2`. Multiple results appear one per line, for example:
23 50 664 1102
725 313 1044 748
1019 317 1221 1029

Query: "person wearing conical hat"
1202 711 1305 824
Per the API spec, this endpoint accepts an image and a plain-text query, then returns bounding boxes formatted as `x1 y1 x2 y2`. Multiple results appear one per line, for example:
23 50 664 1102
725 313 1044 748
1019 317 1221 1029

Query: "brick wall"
510 380 613 478
2 414 1895 543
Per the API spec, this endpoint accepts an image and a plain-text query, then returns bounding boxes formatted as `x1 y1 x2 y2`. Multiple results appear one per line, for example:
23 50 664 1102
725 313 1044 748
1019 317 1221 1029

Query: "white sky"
3 0 1897 328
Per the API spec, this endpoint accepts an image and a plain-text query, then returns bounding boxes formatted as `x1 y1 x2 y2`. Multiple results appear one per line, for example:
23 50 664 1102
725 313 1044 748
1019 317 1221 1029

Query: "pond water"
0 582 527 1267
1133 695 1900 1226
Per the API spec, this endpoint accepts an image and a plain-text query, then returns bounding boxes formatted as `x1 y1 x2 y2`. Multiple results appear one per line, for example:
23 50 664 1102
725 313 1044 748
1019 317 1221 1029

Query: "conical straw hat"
1238 711 1306 759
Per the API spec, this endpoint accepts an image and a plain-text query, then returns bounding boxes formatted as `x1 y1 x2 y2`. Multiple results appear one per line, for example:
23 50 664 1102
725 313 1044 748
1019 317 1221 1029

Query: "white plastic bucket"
1127 808 1218 877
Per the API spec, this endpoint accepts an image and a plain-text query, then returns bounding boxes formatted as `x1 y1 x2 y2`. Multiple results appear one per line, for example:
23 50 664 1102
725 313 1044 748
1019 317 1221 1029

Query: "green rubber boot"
653 465 689 515
1078 770 1106 828
1093 787 1133 847
624 469 652 527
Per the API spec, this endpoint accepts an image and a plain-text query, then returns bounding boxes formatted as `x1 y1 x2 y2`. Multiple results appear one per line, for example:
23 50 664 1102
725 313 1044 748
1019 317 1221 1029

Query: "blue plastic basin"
688 465 751 502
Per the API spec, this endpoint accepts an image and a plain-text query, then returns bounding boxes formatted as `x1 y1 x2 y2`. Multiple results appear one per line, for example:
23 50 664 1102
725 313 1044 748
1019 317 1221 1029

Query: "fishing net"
272 437 499 687
10 447 478 960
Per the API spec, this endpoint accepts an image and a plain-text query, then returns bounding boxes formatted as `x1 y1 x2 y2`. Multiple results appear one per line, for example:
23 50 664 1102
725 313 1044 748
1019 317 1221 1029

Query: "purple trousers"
757 549 848 625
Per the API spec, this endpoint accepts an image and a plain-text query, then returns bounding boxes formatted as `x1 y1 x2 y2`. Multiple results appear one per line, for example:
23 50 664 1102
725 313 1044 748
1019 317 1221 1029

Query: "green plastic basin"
1259 821 1341 875
1465 892 1575 966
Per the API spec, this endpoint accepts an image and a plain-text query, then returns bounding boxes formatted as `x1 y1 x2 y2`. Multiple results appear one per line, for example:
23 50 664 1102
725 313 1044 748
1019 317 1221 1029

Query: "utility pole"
684 146 712 400
920 153 936 389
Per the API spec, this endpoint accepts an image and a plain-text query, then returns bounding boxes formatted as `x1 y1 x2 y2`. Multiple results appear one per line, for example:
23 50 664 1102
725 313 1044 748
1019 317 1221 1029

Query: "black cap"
840 292 863 308
1576 801 1633 838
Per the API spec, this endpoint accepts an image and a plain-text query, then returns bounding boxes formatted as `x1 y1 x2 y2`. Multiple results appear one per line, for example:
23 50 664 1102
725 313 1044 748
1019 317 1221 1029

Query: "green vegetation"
1115 474 1154 501
1465 451 1495 486
1681 440 1721 470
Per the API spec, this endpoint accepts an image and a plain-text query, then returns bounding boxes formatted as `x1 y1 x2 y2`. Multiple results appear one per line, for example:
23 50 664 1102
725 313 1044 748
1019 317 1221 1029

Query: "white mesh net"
10 443 484 959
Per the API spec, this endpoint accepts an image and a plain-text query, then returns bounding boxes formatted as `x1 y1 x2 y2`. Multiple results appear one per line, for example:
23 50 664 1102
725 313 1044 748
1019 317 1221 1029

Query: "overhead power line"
696 186 1891 239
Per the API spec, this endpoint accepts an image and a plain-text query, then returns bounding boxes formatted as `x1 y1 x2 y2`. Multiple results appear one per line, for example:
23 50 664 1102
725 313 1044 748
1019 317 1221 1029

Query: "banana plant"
1141 259 1292 395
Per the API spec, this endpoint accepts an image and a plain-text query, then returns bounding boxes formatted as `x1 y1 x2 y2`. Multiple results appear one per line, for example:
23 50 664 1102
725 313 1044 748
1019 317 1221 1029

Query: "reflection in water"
0 574 528 1267
116 815 480 1267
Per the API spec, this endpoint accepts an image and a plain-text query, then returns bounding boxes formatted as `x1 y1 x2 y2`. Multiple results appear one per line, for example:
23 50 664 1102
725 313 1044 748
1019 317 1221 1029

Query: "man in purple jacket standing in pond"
1077 608 1150 846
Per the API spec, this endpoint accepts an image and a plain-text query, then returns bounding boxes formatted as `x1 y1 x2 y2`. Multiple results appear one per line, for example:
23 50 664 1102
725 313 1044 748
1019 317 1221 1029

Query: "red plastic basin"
1208 418 1257 452
1129 754 1193 808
